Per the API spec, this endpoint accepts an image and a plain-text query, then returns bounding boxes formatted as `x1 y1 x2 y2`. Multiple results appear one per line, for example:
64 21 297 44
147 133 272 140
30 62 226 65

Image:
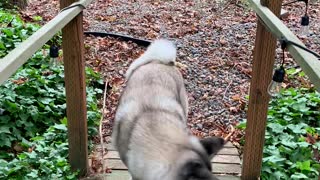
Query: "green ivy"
0 123 78 179
0 9 103 179
0 9 40 57
239 88 320 179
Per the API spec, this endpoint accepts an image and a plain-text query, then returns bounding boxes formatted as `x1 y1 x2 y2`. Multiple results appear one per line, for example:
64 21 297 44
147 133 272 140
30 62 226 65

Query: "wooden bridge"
1 0 319 179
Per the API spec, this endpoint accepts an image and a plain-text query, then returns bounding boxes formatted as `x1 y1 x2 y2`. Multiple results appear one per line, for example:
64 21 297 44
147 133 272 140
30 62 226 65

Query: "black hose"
84 31 152 47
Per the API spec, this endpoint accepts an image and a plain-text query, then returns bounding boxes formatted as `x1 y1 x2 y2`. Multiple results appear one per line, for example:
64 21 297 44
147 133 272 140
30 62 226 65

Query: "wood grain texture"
105 151 240 164
105 159 242 174
105 141 235 150
105 142 238 156
102 142 241 178
241 0 283 179
60 0 88 176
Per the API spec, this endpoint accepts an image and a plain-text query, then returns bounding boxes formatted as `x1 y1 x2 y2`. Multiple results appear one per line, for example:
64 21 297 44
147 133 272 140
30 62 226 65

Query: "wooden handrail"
249 0 320 91
0 0 93 84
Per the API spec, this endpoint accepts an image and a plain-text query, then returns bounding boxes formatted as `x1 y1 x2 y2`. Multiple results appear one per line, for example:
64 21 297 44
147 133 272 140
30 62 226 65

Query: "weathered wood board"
101 142 242 180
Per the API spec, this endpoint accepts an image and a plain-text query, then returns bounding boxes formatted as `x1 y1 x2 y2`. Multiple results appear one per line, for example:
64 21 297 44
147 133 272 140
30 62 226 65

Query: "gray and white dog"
112 39 224 180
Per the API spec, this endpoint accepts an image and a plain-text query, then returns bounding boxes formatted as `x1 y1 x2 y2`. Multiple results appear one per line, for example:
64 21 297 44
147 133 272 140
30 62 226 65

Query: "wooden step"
95 142 242 179
83 170 241 180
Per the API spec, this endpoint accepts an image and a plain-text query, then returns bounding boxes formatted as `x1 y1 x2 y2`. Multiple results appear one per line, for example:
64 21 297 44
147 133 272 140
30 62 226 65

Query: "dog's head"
167 136 225 180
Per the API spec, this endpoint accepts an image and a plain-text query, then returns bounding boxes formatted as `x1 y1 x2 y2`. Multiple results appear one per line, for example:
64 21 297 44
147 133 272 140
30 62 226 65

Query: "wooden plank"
105 141 235 150
105 159 127 170
212 155 241 164
0 0 93 84
219 147 239 155
105 159 241 174
105 147 239 160
106 171 131 180
242 0 283 179
249 0 320 92
60 0 91 177
213 163 242 174
104 170 241 180
224 141 234 148
105 151 240 164
105 151 119 159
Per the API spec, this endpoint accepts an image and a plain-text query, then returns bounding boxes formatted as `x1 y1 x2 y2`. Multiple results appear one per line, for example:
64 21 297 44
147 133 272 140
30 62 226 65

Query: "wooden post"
60 0 88 176
241 0 282 179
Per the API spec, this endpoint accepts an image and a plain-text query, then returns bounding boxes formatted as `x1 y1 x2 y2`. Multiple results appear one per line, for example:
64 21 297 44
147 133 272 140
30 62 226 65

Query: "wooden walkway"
104 142 241 180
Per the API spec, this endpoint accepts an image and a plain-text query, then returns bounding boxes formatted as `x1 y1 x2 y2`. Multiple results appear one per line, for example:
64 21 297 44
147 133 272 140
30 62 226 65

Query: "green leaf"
286 68 296 75
296 142 310 148
38 97 53 105
4 101 18 112
267 123 285 133
290 172 308 179
263 155 286 164
2 29 14 37
60 117 68 125
298 71 305 77
27 169 38 178
0 126 10 134
312 142 320 150
0 134 12 147
296 161 311 171
287 123 307 134
0 42 5 50
53 124 67 131
236 121 246 130
18 153 27 160
32 16 42 21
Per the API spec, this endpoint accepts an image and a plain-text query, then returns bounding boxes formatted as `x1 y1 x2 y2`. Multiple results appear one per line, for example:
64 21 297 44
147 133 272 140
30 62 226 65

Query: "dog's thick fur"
112 39 224 180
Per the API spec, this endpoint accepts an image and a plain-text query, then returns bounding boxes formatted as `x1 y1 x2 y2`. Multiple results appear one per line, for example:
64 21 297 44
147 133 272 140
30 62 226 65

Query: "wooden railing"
0 0 92 176
242 0 320 179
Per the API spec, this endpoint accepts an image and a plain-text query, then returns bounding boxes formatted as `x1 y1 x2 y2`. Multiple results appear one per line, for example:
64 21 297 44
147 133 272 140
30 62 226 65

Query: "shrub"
238 88 320 179
0 9 102 179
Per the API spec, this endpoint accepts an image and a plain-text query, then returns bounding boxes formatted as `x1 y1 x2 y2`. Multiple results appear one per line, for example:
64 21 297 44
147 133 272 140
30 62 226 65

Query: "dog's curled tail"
125 39 177 80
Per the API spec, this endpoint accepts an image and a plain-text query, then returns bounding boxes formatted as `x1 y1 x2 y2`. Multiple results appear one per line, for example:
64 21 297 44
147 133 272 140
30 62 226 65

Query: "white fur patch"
125 39 177 80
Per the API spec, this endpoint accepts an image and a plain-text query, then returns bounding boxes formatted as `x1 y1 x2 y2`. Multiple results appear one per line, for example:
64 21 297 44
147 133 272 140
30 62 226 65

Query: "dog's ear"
200 137 225 158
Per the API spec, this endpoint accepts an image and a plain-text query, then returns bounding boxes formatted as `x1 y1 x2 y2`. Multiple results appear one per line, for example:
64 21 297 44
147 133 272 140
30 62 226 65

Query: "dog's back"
112 39 224 180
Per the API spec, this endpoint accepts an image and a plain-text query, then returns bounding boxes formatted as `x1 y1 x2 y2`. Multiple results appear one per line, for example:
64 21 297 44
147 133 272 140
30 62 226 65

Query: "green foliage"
240 88 320 179
0 9 40 57
0 10 103 179
286 67 306 79
0 123 78 179
238 88 320 179
0 0 28 10
0 53 102 148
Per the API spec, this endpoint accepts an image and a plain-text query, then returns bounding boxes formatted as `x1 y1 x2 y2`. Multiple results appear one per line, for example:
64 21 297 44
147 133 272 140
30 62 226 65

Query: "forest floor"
21 0 320 174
